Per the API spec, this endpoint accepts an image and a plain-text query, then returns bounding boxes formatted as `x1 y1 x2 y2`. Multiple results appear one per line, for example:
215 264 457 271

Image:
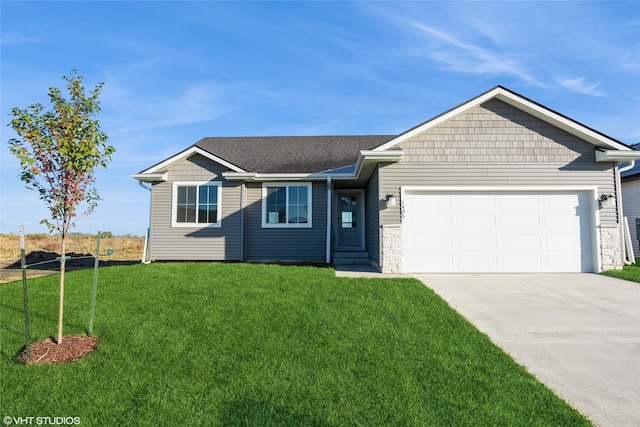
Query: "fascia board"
321 173 357 181
223 172 327 182
140 146 246 174
358 150 405 160
353 150 404 177
221 172 258 181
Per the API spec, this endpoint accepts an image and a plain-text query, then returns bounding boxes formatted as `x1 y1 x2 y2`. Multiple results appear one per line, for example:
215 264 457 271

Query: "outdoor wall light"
599 194 615 208
385 194 397 207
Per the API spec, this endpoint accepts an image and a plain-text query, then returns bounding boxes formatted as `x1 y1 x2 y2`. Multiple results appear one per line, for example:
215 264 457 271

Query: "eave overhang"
222 172 331 182
223 150 404 182
131 172 168 183
595 150 640 163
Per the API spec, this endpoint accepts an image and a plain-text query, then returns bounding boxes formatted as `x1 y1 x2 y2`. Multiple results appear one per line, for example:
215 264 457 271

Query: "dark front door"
336 192 364 250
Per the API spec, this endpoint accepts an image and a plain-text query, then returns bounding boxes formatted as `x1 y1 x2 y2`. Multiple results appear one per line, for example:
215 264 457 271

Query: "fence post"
88 230 101 336
20 226 30 364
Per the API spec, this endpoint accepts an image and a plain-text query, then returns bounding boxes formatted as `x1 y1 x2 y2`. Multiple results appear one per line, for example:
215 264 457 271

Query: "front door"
336 191 364 250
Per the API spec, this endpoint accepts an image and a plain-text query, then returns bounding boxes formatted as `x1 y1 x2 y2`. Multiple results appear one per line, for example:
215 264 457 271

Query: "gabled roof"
137 146 247 178
373 86 636 154
138 135 395 177
134 86 639 184
195 135 394 173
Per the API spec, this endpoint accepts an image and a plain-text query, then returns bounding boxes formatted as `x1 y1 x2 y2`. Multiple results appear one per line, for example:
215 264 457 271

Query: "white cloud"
0 32 46 46
407 21 543 87
360 2 625 98
556 78 605 97
101 78 230 137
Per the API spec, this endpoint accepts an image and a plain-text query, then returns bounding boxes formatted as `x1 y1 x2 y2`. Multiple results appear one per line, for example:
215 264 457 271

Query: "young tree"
8 70 115 344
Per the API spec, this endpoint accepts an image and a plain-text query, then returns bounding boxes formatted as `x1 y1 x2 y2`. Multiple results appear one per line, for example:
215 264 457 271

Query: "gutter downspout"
240 183 246 262
138 181 152 264
618 161 636 265
326 176 332 264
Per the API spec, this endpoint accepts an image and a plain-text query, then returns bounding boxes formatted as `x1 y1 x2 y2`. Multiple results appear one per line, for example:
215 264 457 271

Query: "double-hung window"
172 181 221 227
262 183 312 228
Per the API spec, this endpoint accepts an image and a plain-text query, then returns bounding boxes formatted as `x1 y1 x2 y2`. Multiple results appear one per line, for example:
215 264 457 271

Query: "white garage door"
402 190 595 273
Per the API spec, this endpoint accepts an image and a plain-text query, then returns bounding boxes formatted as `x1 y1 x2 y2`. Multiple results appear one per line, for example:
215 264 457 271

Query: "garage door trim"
400 185 601 273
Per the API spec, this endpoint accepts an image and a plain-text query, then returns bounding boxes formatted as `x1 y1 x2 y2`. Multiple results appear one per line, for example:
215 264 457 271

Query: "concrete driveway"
412 273 640 427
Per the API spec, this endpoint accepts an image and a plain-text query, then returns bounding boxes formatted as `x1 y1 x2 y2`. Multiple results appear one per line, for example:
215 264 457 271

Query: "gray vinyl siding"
149 154 242 261
244 182 327 261
365 166 380 266
380 99 618 226
622 179 640 255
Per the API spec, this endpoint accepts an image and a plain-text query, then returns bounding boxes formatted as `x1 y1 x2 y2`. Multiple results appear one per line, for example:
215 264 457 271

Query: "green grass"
602 260 640 282
1 263 591 426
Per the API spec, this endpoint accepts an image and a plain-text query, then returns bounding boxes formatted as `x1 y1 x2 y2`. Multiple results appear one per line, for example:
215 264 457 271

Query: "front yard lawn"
602 260 640 283
0 263 591 426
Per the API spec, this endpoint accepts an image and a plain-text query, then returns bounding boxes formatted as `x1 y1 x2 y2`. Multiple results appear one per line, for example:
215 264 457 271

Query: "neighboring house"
621 152 640 257
133 86 640 273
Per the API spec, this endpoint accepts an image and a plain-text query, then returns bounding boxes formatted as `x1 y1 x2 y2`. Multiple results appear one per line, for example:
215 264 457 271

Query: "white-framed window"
172 181 222 227
262 183 312 228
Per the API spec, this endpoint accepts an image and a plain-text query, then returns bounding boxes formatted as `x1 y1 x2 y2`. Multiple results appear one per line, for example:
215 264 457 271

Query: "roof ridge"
197 134 396 139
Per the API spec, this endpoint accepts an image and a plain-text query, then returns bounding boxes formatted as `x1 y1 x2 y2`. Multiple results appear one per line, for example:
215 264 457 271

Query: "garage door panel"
426 215 452 228
458 255 498 272
456 194 495 208
414 244 452 257
403 190 594 273
502 255 542 271
547 255 581 270
423 256 455 271
458 234 496 250
545 234 581 249
500 194 540 207
544 215 581 230
502 235 541 250
458 214 496 229
501 214 539 228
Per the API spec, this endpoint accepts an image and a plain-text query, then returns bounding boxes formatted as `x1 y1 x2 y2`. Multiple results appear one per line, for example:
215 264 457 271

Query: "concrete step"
333 252 370 265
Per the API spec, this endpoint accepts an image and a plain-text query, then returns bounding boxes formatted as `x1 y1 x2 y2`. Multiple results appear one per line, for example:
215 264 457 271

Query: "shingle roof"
194 135 396 173
620 143 640 178
621 162 640 178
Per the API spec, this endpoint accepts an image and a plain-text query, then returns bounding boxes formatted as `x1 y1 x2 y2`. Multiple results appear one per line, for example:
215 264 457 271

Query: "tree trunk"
57 237 66 344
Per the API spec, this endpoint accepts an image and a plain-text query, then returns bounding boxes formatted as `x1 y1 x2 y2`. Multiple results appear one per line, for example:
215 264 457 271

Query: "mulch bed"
19 335 99 364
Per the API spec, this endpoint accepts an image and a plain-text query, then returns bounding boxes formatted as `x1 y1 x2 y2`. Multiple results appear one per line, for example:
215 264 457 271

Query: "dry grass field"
0 233 145 283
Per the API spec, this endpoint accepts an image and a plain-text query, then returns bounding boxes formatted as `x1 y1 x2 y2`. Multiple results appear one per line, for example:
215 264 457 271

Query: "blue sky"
1 1 639 236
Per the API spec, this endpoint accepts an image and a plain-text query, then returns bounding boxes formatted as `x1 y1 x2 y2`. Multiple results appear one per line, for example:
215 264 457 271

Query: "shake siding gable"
379 99 617 226
149 154 243 261
244 182 327 261
400 100 596 164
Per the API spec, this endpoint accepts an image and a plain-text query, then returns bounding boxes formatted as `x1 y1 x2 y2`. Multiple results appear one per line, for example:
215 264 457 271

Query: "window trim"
261 182 313 228
171 181 222 228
